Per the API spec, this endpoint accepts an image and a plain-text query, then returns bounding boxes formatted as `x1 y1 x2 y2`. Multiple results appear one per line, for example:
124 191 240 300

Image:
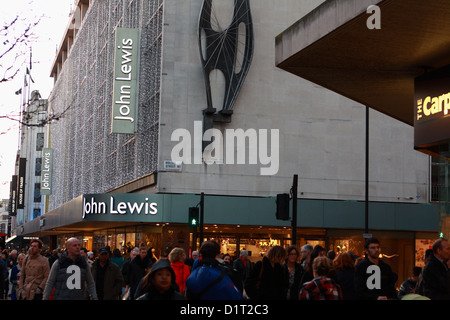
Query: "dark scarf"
146 285 177 300
58 253 88 269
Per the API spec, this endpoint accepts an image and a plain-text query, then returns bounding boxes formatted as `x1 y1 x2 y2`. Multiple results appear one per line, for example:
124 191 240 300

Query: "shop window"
415 239 434 268
35 158 42 176
34 183 41 202
36 133 44 151
32 208 41 219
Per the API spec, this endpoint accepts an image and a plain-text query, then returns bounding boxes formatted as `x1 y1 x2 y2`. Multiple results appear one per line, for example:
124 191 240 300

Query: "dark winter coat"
397 278 417 299
422 254 450 300
244 257 289 300
43 253 97 300
136 285 185 300
354 258 398 300
283 262 303 300
233 257 252 288
336 267 357 300
126 254 153 299
136 259 185 301
91 259 125 300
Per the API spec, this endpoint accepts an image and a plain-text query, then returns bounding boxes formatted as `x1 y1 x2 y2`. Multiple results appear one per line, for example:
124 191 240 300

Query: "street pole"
292 174 298 245
365 106 369 236
200 192 204 247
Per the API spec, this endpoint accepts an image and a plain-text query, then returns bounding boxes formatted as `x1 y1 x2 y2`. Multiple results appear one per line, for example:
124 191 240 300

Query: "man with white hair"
300 244 313 268
233 249 252 293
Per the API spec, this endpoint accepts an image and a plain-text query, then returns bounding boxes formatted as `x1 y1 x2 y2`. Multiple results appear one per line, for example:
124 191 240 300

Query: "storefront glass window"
415 239 434 268
126 232 135 250
93 231 107 252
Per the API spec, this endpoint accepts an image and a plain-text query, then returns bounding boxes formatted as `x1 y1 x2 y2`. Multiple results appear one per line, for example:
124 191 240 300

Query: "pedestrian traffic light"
189 207 199 227
276 193 290 220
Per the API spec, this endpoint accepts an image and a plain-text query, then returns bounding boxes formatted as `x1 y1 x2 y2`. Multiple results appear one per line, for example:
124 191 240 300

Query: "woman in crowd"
9 253 25 300
299 256 343 300
283 245 303 300
333 252 357 300
136 259 185 300
168 247 190 295
244 245 288 300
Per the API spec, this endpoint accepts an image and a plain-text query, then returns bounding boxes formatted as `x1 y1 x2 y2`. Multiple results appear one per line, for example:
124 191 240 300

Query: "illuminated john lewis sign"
82 194 159 220
111 28 140 134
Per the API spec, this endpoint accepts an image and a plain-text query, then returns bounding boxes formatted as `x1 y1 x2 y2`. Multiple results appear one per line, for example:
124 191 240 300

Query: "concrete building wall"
157 0 430 202
44 0 430 213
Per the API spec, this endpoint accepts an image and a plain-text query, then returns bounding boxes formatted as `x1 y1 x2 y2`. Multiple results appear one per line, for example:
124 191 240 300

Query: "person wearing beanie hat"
136 259 185 300
87 251 94 266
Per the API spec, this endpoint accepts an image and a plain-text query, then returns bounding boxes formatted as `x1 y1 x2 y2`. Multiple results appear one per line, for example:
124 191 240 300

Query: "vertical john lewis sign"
112 28 140 134
41 148 53 195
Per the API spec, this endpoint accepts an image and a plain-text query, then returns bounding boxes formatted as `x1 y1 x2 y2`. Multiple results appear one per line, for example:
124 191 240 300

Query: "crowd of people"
0 236 448 300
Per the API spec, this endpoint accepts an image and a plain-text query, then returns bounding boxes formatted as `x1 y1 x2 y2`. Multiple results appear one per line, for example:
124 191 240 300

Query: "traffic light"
276 193 290 220
189 207 199 227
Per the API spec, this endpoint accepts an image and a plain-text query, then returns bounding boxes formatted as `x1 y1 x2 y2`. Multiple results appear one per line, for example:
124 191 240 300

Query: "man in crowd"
186 240 242 300
422 238 450 300
91 247 124 300
43 237 97 300
354 237 398 300
18 239 50 300
233 249 252 292
126 246 152 299
300 244 313 268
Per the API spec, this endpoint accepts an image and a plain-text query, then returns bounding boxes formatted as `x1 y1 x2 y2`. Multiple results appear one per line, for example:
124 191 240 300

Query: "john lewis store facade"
11 0 439 284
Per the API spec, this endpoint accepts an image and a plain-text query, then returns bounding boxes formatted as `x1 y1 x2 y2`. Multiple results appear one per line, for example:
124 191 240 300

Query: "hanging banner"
17 158 26 209
9 176 18 216
111 27 140 134
41 148 53 195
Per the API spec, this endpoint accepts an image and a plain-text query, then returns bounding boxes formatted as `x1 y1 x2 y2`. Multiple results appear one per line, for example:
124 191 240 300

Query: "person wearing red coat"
168 248 190 295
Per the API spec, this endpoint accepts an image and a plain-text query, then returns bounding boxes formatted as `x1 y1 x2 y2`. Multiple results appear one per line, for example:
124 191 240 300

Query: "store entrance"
200 229 291 263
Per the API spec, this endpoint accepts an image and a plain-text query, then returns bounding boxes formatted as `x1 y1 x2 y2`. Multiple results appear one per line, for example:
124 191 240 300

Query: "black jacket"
422 254 450 300
126 255 153 299
91 259 125 300
354 258 398 300
282 262 303 300
136 286 185 300
336 267 357 300
244 257 288 300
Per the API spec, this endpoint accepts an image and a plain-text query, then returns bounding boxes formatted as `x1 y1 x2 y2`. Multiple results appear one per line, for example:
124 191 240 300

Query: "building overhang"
275 0 450 126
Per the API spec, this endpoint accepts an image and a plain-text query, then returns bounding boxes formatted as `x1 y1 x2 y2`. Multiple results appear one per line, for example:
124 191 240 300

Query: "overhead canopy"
275 0 450 126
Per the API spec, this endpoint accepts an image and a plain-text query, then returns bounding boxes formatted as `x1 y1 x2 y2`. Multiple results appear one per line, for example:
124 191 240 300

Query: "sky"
0 0 74 199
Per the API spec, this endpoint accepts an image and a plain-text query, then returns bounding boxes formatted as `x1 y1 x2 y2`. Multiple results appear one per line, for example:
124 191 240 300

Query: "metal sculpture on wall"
198 0 254 149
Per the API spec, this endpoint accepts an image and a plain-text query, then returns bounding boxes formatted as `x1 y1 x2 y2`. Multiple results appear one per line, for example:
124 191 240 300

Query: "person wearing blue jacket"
186 240 242 300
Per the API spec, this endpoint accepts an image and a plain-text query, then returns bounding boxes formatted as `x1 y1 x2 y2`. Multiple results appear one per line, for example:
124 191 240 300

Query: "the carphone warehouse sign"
82 194 161 221
111 28 140 134
414 65 450 156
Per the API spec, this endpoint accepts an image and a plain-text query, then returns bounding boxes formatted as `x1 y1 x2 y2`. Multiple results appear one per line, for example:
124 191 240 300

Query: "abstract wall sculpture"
198 0 254 150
